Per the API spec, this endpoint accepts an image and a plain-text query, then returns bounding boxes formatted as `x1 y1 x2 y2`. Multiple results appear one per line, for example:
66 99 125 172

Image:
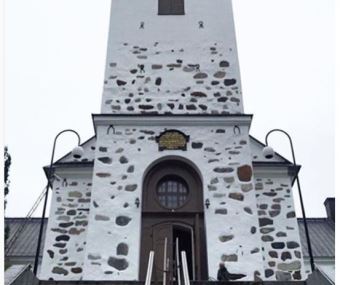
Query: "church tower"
40 0 305 282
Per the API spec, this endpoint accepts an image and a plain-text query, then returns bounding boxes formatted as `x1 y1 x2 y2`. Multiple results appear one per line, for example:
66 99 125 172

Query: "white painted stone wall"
40 173 93 280
254 174 305 281
40 129 306 282
101 0 243 114
82 122 264 280
70 135 282 170
60 136 287 164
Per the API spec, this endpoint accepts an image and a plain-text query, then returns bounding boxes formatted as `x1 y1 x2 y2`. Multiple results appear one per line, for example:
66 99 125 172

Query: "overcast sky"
4 0 335 218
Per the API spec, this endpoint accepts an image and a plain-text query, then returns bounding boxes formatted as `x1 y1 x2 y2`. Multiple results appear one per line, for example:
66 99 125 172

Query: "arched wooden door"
139 160 207 282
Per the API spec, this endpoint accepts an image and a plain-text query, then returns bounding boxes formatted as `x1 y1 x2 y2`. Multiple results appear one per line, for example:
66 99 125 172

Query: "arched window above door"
157 175 189 209
142 158 203 213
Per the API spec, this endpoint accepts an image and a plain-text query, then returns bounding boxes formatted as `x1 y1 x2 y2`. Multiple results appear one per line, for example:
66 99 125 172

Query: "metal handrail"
144 251 154 285
163 238 168 285
181 251 190 285
176 238 181 285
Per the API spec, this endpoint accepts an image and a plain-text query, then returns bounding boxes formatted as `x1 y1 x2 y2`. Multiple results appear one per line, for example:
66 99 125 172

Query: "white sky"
4 0 335 218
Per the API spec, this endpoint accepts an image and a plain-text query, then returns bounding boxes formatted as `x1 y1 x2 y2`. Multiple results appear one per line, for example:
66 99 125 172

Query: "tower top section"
101 0 243 114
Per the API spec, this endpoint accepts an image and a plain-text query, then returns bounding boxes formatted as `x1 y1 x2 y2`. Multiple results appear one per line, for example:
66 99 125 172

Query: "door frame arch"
142 155 204 185
139 157 208 281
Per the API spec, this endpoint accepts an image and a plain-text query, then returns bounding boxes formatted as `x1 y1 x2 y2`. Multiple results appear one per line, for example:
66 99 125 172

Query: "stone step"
193 269 330 285
39 280 306 285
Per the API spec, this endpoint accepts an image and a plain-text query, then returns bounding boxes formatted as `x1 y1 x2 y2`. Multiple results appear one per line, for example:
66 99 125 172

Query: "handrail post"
176 238 181 285
181 251 190 285
163 237 168 285
145 251 154 285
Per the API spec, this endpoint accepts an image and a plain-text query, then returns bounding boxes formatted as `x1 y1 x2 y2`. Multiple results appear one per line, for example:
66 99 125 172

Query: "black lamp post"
263 128 315 272
33 129 83 276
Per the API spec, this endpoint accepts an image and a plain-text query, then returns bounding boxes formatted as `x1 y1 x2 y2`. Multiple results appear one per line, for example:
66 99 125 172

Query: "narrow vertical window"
158 0 184 15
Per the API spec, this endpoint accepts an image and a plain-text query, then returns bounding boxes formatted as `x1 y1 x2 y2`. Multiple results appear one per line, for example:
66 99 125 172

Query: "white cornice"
92 114 253 131
54 168 93 177
253 166 289 177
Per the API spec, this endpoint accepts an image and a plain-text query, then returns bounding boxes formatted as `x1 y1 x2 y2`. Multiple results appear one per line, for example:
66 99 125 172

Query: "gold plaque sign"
156 130 189 151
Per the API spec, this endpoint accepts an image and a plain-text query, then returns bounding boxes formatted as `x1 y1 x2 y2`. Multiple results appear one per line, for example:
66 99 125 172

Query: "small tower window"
157 176 189 208
158 0 185 15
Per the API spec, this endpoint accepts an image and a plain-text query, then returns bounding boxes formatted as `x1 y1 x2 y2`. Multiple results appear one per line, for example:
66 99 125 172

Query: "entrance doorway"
151 222 194 282
173 225 194 279
139 159 207 283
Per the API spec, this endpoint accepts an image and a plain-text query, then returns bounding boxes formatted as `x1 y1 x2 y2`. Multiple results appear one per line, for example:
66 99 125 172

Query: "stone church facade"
39 0 305 282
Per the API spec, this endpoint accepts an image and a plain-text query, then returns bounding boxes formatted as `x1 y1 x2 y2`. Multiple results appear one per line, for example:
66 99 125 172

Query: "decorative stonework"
40 176 92 280
255 176 305 281
102 42 242 115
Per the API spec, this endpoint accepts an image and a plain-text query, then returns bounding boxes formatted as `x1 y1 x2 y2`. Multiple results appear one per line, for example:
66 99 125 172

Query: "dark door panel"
139 160 207 282
152 223 173 283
